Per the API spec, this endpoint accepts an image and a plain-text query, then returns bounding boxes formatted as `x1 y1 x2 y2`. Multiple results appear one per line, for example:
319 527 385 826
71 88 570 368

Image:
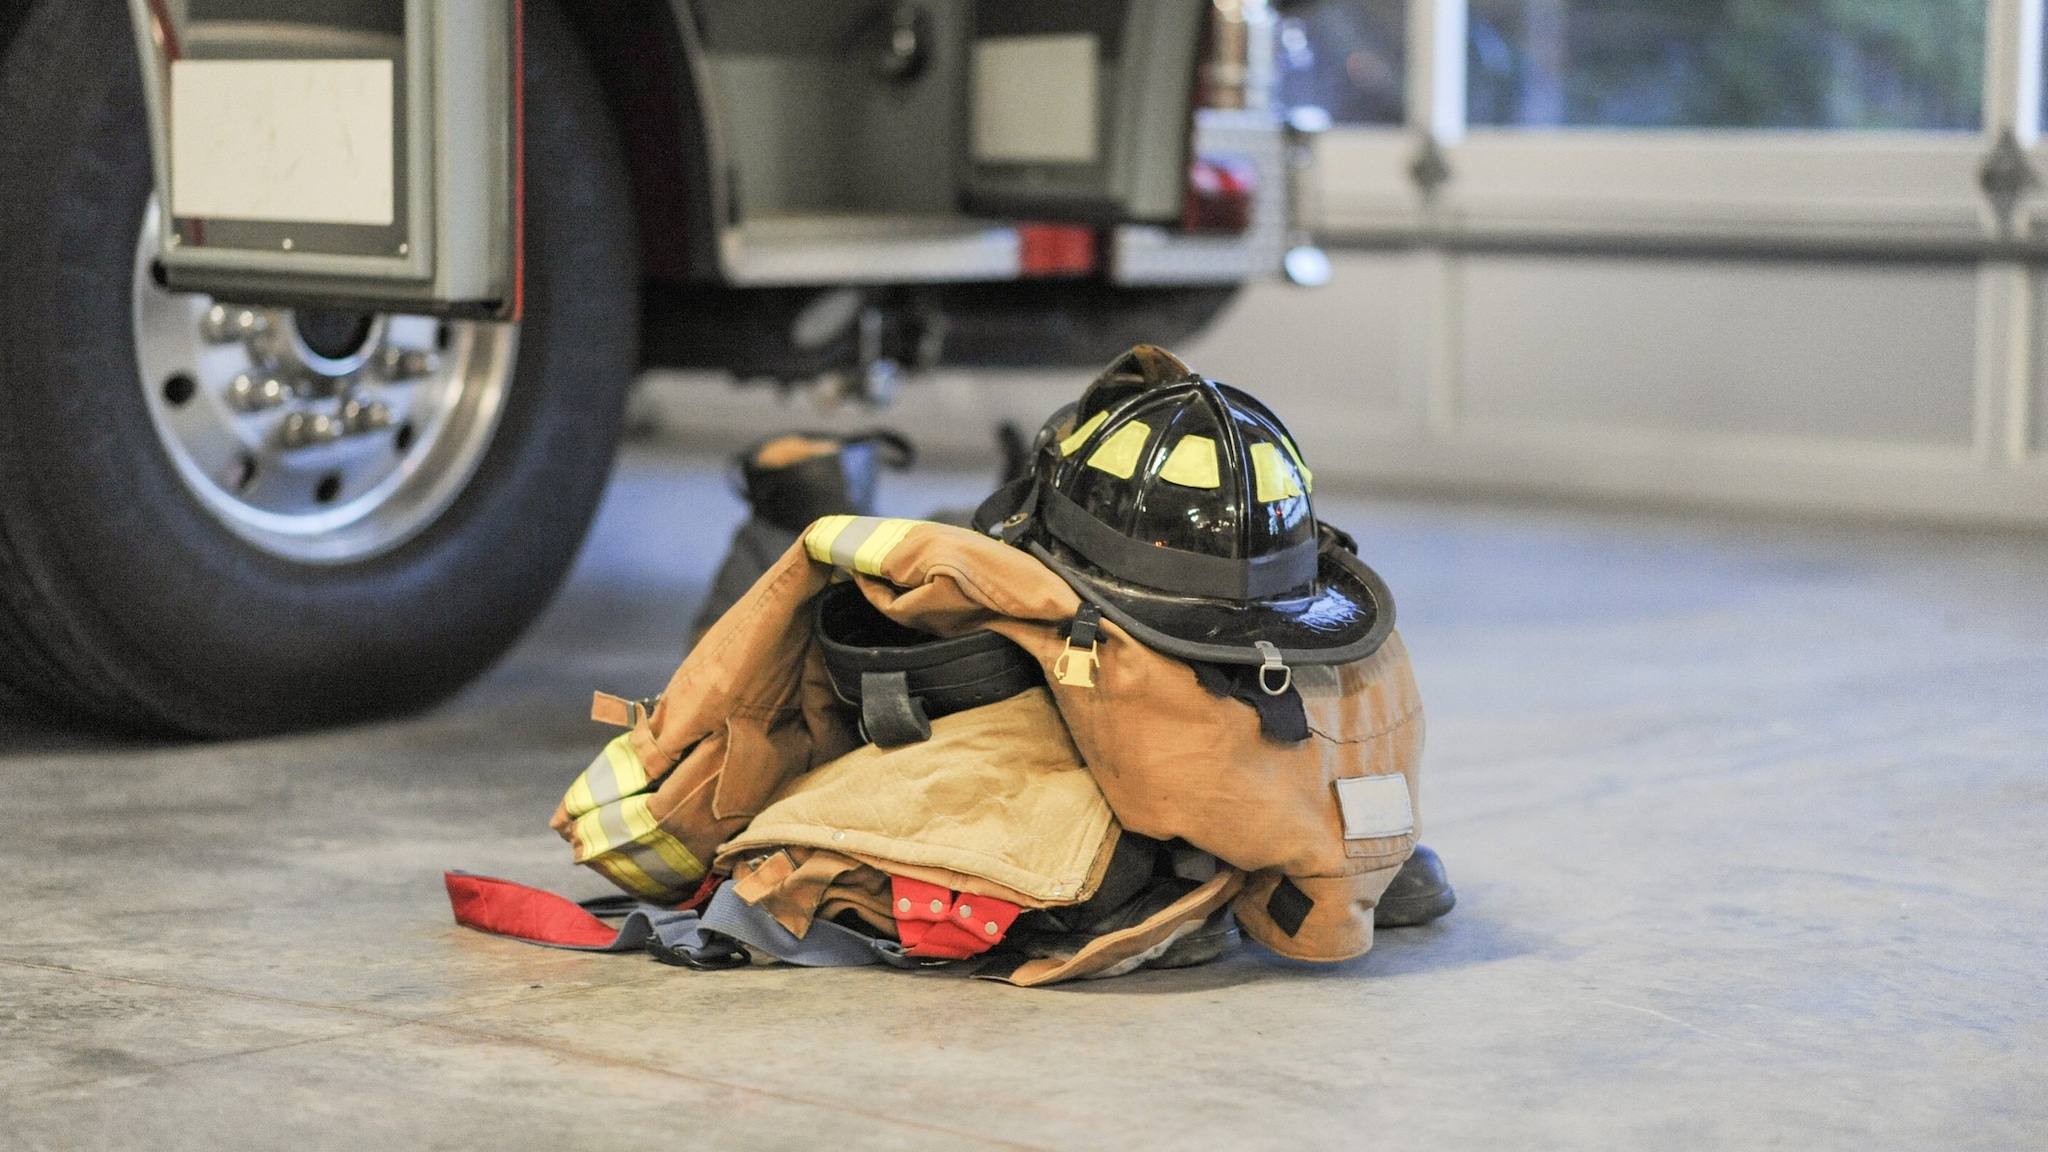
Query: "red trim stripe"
510 0 526 322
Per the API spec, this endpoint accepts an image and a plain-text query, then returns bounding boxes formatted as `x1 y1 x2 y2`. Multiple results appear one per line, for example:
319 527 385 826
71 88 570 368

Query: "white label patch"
171 59 395 225
972 35 1098 164
1334 774 1414 840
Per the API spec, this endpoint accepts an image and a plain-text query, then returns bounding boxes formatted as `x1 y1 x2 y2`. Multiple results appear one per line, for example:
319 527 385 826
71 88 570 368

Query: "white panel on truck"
170 59 395 225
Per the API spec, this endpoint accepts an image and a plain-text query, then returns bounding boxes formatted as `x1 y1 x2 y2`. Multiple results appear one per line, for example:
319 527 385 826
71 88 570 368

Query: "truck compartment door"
127 0 517 317
960 0 1204 226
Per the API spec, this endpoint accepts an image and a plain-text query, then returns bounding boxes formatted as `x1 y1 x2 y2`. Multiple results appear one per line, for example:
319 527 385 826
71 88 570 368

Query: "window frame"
1308 0 2045 255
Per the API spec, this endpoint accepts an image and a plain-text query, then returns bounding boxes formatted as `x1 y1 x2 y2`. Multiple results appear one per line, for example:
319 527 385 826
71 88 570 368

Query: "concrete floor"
3 444 2044 1150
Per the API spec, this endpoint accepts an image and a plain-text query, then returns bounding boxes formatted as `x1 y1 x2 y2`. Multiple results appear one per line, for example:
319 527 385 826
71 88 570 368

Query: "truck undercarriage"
0 0 1306 734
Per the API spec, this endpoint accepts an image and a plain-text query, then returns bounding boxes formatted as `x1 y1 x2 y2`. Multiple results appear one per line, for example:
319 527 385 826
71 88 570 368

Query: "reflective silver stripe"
594 803 693 891
828 517 886 570
615 839 694 892
594 800 633 856
582 739 643 809
581 749 624 809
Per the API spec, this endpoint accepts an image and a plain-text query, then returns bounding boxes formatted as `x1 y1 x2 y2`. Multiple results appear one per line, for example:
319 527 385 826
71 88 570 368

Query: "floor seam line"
410 1014 1060 1152
0 954 668 1031
0 957 408 1025
15 1018 424 1101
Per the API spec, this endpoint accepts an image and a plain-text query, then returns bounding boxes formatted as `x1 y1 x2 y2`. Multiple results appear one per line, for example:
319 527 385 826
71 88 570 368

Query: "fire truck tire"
0 0 637 736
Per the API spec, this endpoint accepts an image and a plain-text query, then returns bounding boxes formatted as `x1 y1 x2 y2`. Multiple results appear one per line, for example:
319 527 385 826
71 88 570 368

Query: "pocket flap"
711 709 805 821
1333 774 1414 840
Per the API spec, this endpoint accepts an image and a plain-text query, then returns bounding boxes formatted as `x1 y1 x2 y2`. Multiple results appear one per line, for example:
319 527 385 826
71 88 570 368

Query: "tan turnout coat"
552 513 1426 966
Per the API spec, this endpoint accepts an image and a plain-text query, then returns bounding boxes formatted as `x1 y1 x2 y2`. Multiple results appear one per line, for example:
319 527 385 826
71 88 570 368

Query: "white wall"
638 249 2048 525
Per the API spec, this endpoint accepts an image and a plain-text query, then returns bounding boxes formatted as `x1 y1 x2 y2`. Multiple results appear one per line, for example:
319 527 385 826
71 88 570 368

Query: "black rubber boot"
689 430 912 643
1374 844 1456 928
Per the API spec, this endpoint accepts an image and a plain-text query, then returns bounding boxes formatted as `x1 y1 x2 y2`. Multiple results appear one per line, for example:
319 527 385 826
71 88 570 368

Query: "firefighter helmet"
977 345 1392 668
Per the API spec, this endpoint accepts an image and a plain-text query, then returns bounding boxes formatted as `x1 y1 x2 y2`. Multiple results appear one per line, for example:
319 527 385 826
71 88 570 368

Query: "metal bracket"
1979 127 2040 238
1280 105 1333 286
1253 640 1292 696
1409 135 1454 201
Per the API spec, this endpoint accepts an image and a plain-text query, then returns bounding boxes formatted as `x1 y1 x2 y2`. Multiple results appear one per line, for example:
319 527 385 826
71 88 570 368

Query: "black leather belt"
814 581 1043 747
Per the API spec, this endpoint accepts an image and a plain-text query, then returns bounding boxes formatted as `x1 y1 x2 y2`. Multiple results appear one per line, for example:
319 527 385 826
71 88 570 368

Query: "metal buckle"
590 691 657 728
1254 641 1292 696
646 935 749 971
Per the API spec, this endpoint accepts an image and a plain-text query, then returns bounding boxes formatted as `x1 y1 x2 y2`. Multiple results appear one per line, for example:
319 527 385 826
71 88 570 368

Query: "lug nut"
379 347 440 380
227 373 291 411
277 411 341 449
341 399 392 433
201 305 268 343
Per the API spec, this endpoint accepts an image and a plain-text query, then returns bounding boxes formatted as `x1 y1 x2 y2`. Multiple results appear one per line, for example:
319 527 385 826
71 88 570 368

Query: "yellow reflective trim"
603 737 647 796
572 796 705 888
571 804 631 860
619 795 706 881
604 737 641 788
560 735 651 820
851 518 918 577
827 517 881 568
806 515 921 574
1158 434 1220 489
1281 435 1315 493
562 775 596 821
804 515 858 565
590 854 670 900
570 807 612 858
1250 442 1304 502
1085 421 1152 480
1057 410 1108 456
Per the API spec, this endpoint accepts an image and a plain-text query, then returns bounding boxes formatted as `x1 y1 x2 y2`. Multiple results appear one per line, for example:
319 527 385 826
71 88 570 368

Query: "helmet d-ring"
1254 641 1292 696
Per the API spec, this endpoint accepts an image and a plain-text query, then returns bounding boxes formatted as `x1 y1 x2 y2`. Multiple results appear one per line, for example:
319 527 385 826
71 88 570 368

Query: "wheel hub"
290 308 379 367
132 203 518 563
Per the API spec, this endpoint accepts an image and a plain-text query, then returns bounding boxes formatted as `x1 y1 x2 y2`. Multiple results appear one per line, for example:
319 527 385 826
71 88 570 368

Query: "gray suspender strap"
860 670 932 747
697 885 906 967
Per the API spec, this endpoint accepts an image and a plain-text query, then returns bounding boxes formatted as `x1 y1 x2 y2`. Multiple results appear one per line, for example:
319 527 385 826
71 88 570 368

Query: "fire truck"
0 0 1315 734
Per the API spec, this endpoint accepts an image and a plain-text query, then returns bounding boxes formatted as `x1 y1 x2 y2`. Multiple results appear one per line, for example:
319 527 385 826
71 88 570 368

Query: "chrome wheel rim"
132 201 516 563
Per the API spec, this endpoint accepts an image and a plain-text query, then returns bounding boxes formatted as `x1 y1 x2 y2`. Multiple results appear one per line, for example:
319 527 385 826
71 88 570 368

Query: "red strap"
673 872 724 914
444 871 626 949
890 876 1022 960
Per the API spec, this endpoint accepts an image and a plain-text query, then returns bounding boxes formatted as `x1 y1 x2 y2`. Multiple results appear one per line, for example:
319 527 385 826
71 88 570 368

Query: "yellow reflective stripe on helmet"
803 515 919 576
1058 410 1108 456
1250 442 1305 501
571 794 705 897
805 514 858 565
561 734 650 819
1085 421 1152 480
1158 434 1221 489
1281 435 1315 493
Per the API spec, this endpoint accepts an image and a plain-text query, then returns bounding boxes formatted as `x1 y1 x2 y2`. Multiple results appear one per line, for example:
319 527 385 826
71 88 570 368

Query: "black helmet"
975 345 1393 669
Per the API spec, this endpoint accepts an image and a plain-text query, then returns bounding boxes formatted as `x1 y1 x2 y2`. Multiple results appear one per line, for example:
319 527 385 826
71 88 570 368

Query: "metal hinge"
1978 127 2040 238
1409 135 1454 200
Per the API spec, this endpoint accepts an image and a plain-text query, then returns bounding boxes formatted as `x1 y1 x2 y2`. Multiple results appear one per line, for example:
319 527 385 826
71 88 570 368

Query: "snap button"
897 898 911 913
958 905 972 919
984 921 999 935
929 899 945 914
832 830 845 842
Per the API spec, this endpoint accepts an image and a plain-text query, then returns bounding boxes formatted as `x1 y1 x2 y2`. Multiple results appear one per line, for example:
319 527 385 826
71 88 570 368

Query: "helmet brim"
1030 540 1395 667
